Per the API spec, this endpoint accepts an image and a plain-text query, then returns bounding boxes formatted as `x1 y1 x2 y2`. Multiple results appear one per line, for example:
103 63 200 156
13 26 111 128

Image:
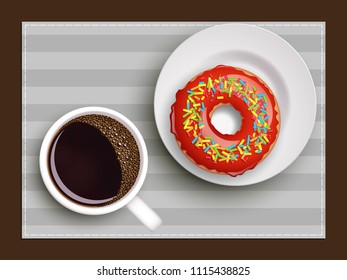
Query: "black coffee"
48 114 140 207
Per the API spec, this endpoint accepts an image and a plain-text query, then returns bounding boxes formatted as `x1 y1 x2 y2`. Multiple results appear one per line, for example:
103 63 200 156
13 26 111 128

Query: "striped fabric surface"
22 22 325 238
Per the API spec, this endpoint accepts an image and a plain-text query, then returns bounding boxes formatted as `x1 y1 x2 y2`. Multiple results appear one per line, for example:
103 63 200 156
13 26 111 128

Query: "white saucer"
154 24 316 186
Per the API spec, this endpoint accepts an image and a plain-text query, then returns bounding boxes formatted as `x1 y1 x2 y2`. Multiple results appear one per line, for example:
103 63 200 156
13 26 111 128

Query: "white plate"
154 24 316 186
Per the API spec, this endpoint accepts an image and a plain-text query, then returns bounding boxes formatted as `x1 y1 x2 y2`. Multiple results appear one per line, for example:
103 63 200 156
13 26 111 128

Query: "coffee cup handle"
126 196 162 231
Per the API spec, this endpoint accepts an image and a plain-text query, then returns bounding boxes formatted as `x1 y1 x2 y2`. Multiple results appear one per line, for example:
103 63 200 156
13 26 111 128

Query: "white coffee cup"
39 107 162 231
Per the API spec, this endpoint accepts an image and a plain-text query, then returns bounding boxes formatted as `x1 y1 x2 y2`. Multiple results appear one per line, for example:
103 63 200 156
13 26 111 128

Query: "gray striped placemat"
22 22 326 239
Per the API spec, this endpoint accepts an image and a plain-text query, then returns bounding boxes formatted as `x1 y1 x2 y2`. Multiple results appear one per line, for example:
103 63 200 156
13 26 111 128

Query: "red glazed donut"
170 65 280 177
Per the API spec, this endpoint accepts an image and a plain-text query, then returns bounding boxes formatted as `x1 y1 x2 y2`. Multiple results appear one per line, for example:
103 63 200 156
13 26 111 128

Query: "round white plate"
154 24 316 186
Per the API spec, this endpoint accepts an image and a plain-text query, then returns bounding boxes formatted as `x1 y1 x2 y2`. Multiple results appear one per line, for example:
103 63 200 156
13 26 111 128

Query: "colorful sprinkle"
258 135 266 144
260 109 268 114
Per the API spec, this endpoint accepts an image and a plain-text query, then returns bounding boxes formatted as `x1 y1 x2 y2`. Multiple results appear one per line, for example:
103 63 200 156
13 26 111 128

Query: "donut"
170 65 280 177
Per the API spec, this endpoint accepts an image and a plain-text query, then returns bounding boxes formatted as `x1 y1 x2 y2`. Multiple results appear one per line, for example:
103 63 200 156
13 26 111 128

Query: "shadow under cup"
40 107 148 216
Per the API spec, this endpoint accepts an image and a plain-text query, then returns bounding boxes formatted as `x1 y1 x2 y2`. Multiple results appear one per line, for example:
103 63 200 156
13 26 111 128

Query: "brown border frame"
2 0 343 260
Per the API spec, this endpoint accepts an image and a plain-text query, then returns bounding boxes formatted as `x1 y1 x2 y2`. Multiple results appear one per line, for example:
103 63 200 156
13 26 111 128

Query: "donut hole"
211 105 242 135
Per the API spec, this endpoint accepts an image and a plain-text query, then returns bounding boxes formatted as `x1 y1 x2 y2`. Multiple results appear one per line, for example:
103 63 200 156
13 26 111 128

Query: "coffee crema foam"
48 114 141 207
